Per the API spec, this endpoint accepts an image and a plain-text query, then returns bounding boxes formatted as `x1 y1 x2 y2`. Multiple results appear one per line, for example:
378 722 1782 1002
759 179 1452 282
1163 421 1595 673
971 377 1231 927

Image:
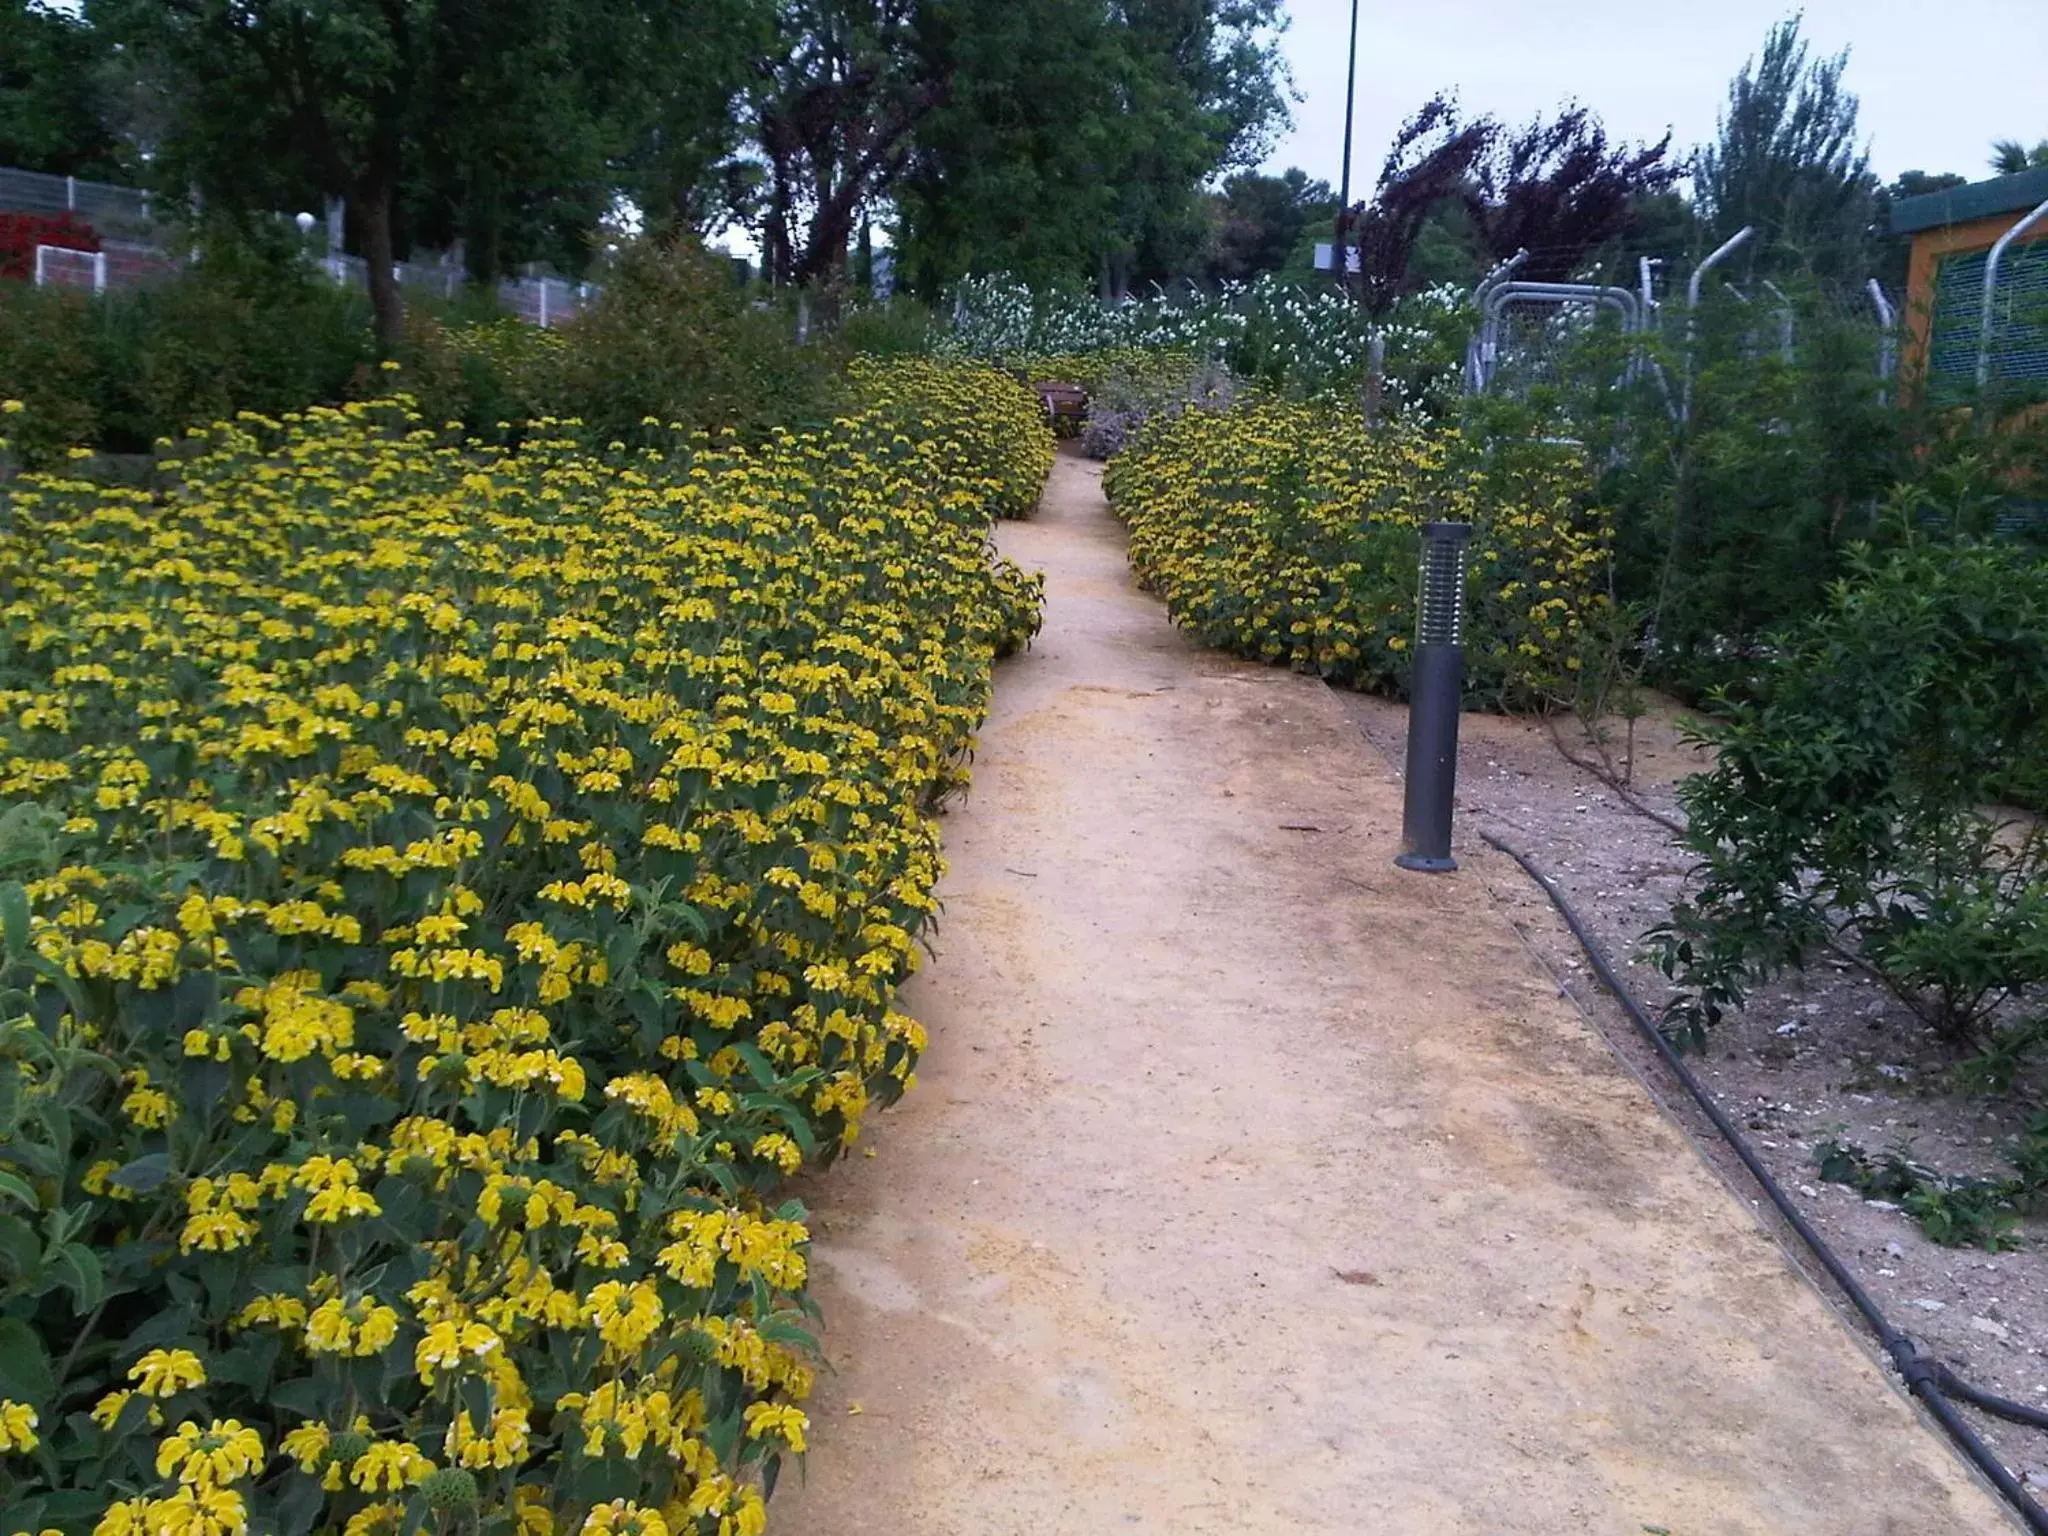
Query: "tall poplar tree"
1693 17 1878 286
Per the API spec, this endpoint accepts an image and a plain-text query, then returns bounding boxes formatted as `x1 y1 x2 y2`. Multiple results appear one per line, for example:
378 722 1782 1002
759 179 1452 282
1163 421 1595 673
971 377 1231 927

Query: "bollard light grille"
1415 521 1474 645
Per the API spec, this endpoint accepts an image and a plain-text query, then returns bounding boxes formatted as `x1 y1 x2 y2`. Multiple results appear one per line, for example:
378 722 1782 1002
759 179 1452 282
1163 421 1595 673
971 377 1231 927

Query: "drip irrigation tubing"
1481 828 2048 1534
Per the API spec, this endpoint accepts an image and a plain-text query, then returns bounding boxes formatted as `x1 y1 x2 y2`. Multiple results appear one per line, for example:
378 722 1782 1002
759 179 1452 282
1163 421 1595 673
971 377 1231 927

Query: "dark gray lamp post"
1395 521 1472 872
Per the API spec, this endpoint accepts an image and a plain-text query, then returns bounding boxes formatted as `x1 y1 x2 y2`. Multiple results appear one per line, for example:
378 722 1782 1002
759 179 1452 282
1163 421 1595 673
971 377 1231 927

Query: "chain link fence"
5 164 590 325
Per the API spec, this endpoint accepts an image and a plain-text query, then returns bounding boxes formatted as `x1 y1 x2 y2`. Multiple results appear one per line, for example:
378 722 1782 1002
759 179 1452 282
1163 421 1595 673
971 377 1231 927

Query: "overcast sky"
1265 0 2048 198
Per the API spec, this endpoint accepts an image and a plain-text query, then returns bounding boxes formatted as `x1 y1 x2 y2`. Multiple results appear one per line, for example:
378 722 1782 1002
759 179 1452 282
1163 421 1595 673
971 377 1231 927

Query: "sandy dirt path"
776 449 2014 1535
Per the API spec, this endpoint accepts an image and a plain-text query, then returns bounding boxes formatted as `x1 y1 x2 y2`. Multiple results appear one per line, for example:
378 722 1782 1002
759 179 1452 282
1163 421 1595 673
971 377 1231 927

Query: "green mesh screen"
1927 236 2048 402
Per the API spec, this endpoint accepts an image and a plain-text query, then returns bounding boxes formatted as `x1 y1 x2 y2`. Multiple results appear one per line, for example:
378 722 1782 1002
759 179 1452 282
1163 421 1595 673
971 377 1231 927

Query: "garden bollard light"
1395 521 1472 873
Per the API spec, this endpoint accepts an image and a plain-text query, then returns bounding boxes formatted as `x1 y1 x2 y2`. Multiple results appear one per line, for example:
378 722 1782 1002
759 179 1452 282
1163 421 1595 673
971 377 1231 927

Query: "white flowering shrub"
938 273 1474 415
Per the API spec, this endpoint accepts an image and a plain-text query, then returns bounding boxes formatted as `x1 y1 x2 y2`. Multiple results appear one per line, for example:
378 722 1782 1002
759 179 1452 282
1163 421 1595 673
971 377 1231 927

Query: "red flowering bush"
0 211 100 284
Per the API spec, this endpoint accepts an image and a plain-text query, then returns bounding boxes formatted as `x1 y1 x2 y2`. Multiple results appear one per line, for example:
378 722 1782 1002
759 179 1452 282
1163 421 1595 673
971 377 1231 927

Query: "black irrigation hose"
1481 829 2048 1535
1932 1363 2048 1434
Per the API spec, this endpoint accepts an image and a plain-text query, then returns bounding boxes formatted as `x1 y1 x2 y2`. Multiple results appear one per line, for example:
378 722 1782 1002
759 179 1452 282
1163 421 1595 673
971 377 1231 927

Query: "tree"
891 0 1125 292
1873 169 1968 292
1476 106 1677 281
1890 170 1968 199
1346 95 1677 315
93 0 439 345
889 0 1289 296
607 0 772 238
1991 138 2048 176
405 0 616 284
1091 0 1289 295
0 1 124 180
1346 95 1491 314
747 0 938 293
1202 168 1331 283
93 0 681 340
409 1 770 280
1693 17 1878 287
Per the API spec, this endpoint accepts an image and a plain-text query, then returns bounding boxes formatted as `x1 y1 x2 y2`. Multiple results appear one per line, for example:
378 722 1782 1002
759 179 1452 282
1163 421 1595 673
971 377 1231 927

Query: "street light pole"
1336 0 1361 263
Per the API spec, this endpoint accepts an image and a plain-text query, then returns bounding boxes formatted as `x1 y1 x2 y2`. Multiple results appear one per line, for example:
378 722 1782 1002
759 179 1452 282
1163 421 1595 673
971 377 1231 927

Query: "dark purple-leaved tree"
1346 94 1678 314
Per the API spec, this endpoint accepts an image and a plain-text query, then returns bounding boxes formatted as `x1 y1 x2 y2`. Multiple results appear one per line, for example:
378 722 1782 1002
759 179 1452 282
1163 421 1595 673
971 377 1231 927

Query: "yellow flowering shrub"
847 356 1053 519
0 359 1047 1535
1102 398 1613 708
1011 349 1198 397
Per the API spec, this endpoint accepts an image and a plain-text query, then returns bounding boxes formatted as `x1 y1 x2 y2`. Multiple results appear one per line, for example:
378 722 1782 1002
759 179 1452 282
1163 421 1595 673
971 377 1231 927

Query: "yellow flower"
130 1347 207 1397
304 1295 399 1356
342 1504 403 1536
0 1398 39 1453
0 360 1053 1533
415 1319 501 1384
515 1485 556 1536
350 1438 434 1492
232 1294 308 1332
583 1280 663 1354
180 1207 257 1253
138 1485 248 1536
91 1389 136 1430
445 1405 530 1469
281 1421 331 1472
742 1400 808 1453
580 1501 668 1536
155 1417 264 1487
121 1083 173 1129
92 1501 153 1536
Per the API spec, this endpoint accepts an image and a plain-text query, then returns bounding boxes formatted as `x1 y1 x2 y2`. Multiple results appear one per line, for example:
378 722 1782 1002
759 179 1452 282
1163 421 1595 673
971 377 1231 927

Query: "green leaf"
123 1302 200 1354
47 1240 103 1313
3 1139 61 1181
270 1468 327 1536
0 1211 40 1284
269 1376 326 1418
111 1152 173 1194
732 1041 777 1090
459 1371 492 1428
22 953 89 1025
0 881 29 959
0 1169 36 1212
0 1315 55 1403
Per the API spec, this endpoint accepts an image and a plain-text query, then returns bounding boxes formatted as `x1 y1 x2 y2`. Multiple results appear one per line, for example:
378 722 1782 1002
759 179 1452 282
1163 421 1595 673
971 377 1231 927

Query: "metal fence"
496 275 591 327
6 164 591 326
315 253 590 325
1461 242 1914 421
30 239 179 293
0 165 155 236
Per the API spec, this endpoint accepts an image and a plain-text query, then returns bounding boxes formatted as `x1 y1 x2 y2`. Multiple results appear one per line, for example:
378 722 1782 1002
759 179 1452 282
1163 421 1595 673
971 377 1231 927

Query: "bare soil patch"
1338 687 2048 1494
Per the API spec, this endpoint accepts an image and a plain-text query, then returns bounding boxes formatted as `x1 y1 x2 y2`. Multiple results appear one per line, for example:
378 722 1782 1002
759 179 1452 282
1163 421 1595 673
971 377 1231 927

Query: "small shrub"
848 356 1054 521
1652 540 2048 1059
553 239 846 446
94 225 375 452
392 313 572 441
0 283 101 466
835 298 938 358
0 221 374 466
1815 1136 2029 1251
1077 352 1231 461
